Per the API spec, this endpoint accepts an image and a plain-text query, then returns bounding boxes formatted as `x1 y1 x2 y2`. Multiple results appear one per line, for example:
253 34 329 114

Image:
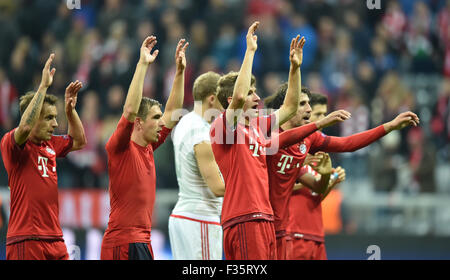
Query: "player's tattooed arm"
65 81 87 151
14 54 56 146
162 39 189 129
276 35 306 127
226 21 259 127
123 36 158 122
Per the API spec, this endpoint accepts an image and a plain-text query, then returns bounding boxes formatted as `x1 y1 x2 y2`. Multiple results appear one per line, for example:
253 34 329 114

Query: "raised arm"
317 111 419 153
123 36 159 122
275 35 306 126
14 54 56 146
225 21 259 127
65 81 87 151
267 110 351 152
162 39 189 129
194 142 225 197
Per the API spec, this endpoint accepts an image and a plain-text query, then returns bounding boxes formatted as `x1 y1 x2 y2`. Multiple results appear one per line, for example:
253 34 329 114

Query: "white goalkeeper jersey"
171 111 223 222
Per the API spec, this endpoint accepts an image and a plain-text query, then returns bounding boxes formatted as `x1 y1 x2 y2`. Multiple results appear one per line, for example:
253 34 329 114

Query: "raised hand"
289 35 306 69
309 152 332 176
139 36 159 65
246 21 259 52
175 39 189 72
65 80 83 112
40 53 56 88
385 111 420 132
315 109 351 129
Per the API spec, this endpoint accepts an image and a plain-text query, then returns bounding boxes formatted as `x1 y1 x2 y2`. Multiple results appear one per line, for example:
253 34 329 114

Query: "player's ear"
134 117 142 130
208 94 215 107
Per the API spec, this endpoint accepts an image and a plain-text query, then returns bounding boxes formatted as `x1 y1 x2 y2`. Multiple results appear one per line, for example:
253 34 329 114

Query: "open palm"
140 36 159 65
290 35 306 68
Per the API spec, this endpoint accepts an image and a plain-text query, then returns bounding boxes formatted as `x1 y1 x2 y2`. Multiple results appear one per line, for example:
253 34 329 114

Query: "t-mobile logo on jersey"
277 155 294 174
37 156 50 177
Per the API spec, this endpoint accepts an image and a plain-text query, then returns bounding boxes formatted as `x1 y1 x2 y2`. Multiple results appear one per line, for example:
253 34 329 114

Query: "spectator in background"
211 24 237 71
369 131 401 193
0 68 18 135
408 127 437 193
431 78 450 149
382 0 407 49
67 91 106 188
10 37 36 94
321 29 358 93
335 81 370 180
405 1 435 73
316 16 336 65
280 12 317 71
374 72 416 123
368 37 397 79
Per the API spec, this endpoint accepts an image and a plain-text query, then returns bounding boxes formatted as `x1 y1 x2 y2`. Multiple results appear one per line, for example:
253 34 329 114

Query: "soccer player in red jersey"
1 54 87 260
265 87 420 260
210 22 350 260
288 94 346 260
100 36 188 260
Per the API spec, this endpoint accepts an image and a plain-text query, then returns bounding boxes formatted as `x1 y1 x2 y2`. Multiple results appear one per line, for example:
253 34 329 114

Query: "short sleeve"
0 129 23 168
50 134 74 158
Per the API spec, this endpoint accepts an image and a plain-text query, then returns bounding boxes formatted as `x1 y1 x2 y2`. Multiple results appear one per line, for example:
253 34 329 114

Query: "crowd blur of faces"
0 0 449 194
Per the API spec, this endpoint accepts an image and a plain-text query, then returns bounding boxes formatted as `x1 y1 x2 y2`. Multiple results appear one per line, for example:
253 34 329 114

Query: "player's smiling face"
30 103 58 142
289 93 312 128
140 105 164 144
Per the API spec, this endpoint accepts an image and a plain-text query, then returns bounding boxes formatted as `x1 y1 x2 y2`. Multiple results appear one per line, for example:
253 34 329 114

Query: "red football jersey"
210 112 319 229
102 116 171 247
210 112 275 229
268 125 387 235
288 165 324 242
267 130 327 236
1 129 73 245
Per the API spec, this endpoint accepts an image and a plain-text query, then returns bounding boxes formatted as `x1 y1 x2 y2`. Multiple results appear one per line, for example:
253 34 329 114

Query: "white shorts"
168 214 223 260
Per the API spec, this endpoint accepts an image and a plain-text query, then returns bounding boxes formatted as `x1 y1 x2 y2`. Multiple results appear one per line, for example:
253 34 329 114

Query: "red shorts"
101 243 154 260
276 235 293 260
223 220 276 260
6 239 69 260
291 238 327 260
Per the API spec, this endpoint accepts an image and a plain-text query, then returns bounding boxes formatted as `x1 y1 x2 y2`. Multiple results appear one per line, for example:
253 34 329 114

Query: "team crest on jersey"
299 143 307 154
46 147 56 155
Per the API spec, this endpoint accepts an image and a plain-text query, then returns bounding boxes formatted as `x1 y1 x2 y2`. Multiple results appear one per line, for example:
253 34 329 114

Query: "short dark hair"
309 93 328 107
137 97 162 120
217 71 256 109
264 83 311 109
19 92 58 115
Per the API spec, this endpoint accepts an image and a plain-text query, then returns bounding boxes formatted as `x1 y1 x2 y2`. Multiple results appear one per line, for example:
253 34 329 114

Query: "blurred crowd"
0 0 449 194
